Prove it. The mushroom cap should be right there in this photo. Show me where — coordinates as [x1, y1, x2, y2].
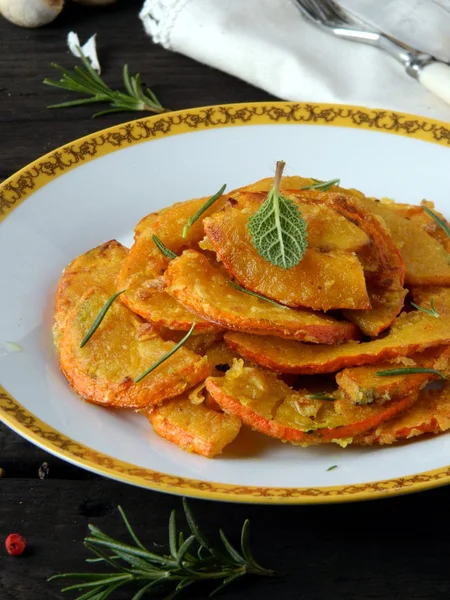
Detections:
[0, 0, 64, 28]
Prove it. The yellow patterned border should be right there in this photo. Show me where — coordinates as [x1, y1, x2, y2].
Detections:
[2, 101, 450, 503]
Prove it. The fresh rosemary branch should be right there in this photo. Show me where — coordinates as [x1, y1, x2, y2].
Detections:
[134, 323, 196, 383]
[48, 499, 276, 599]
[301, 178, 340, 192]
[153, 234, 178, 259]
[376, 367, 446, 379]
[182, 184, 227, 239]
[248, 161, 308, 269]
[306, 392, 336, 402]
[226, 280, 287, 309]
[44, 48, 167, 118]
[422, 205, 450, 239]
[411, 297, 440, 318]
[80, 290, 126, 348]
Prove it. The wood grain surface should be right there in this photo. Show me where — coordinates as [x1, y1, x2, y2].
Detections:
[1, 2, 449, 599]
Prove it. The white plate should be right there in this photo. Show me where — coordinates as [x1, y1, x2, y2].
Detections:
[1, 102, 450, 504]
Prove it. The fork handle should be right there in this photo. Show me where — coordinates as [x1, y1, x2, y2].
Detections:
[418, 61, 450, 106]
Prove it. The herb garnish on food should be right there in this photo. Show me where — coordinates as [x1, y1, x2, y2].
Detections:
[226, 280, 288, 309]
[44, 49, 166, 118]
[422, 205, 450, 239]
[411, 297, 440, 318]
[182, 184, 227, 239]
[376, 367, 446, 379]
[301, 178, 340, 192]
[306, 392, 336, 402]
[152, 234, 178, 259]
[134, 323, 196, 383]
[48, 500, 276, 599]
[80, 290, 127, 348]
[248, 161, 308, 269]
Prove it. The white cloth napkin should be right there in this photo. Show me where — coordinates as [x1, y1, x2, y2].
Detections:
[140, 0, 450, 121]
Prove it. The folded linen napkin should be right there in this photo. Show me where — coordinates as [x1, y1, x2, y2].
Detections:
[140, 0, 450, 121]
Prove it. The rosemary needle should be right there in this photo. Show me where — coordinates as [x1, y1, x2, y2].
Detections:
[306, 392, 336, 402]
[411, 297, 440, 318]
[152, 234, 178, 259]
[376, 367, 446, 379]
[44, 48, 167, 118]
[134, 323, 196, 383]
[422, 205, 450, 239]
[80, 290, 126, 348]
[301, 178, 340, 192]
[182, 184, 227, 238]
[226, 280, 287, 309]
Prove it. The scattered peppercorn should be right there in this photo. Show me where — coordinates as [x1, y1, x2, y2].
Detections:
[215, 363, 230, 372]
[5, 534, 26, 556]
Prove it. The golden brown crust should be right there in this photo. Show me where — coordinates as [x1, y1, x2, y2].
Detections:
[206, 361, 417, 445]
[165, 249, 359, 343]
[59, 288, 210, 409]
[147, 394, 241, 457]
[203, 204, 370, 312]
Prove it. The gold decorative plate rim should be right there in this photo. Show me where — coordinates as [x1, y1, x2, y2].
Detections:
[2, 101, 450, 504]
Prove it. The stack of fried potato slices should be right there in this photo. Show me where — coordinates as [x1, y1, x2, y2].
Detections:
[54, 176, 450, 457]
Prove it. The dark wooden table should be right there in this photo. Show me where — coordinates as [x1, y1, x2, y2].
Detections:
[1, 2, 450, 599]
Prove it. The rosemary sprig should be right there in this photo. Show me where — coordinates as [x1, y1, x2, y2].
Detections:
[422, 205, 450, 239]
[301, 178, 340, 192]
[411, 297, 440, 318]
[327, 465, 338, 472]
[182, 184, 227, 239]
[80, 290, 126, 348]
[44, 48, 166, 118]
[226, 280, 287, 309]
[152, 234, 178, 259]
[248, 161, 308, 269]
[49, 500, 276, 599]
[306, 392, 336, 402]
[376, 367, 446, 379]
[134, 323, 196, 383]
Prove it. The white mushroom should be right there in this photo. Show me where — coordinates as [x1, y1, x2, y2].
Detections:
[72, 0, 117, 5]
[0, 0, 64, 28]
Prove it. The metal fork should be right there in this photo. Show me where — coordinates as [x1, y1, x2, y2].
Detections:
[292, 0, 450, 106]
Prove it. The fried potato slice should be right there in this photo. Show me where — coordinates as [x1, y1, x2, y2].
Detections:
[134, 193, 228, 238]
[203, 205, 369, 311]
[336, 346, 450, 405]
[225, 289, 450, 373]
[147, 394, 241, 457]
[54, 240, 128, 341]
[206, 360, 417, 445]
[165, 250, 359, 343]
[118, 227, 221, 332]
[342, 285, 407, 338]
[380, 199, 450, 252]
[355, 382, 450, 445]
[313, 194, 406, 335]
[59, 288, 209, 408]
[355, 197, 450, 286]
[410, 286, 450, 307]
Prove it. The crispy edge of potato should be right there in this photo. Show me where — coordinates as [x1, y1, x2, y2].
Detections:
[147, 394, 241, 457]
[206, 362, 418, 445]
[336, 346, 450, 406]
[203, 206, 370, 311]
[165, 249, 359, 343]
[59, 287, 210, 409]
[54, 240, 129, 338]
[354, 382, 450, 445]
